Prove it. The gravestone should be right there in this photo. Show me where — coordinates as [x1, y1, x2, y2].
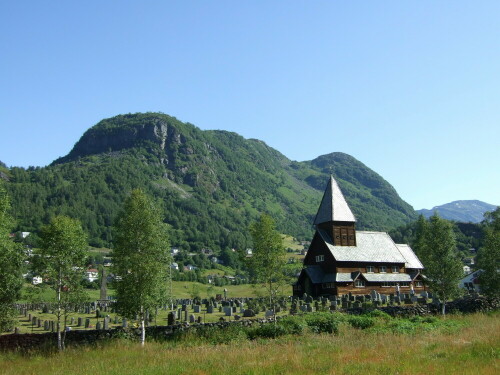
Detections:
[44, 320, 50, 331]
[243, 309, 255, 317]
[103, 317, 109, 330]
[85, 318, 90, 328]
[224, 307, 233, 316]
[193, 305, 201, 313]
[265, 310, 274, 318]
[167, 312, 176, 325]
[189, 314, 196, 323]
[207, 306, 214, 314]
[330, 300, 338, 310]
[122, 318, 128, 328]
[96, 321, 101, 330]
[77, 317, 82, 327]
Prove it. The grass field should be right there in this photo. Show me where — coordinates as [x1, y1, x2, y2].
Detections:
[1, 312, 498, 374]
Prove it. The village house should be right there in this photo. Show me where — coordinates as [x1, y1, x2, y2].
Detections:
[85, 268, 99, 282]
[294, 176, 425, 298]
[459, 269, 483, 293]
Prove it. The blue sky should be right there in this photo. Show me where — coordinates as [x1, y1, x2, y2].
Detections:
[1, 1, 499, 210]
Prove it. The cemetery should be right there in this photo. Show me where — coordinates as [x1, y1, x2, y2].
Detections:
[1, 292, 498, 352]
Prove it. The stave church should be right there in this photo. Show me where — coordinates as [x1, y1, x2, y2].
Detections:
[293, 176, 425, 298]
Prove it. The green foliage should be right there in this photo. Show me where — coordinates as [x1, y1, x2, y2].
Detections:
[347, 315, 376, 329]
[0, 182, 24, 332]
[248, 214, 287, 308]
[277, 315, 307, 335]
[390, 215, 485, 258]
[38, 215, 88, 349]
[364, 309, 392, 320]
[303, 312, 341, 334]
[414, 214, 463, 313]
[477, 207, 500, 297]
[112, 189, 171, 344]
[5, 113, 417, 254]
[248, 323, 288, 339]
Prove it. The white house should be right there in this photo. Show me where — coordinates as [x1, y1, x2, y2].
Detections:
[170, 248, 179, 256]
[85, 269, 99, 282]
[184, 264, 197, 271]
[459, 269, 483, 292]
[32, 276, 43, 285]
[171, 262, 179, 271]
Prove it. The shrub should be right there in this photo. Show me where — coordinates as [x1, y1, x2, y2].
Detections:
[348, 316, 376, 329]
[365, 309, 392, 320]
[248, 324, 288, 339]
[304, 312, 340, 334]
[278, 316, 306, 335]
[195, 325, 248, 344]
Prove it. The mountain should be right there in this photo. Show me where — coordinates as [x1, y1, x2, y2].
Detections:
[5, 112, 418, 250]
[417, 200, 498, 223]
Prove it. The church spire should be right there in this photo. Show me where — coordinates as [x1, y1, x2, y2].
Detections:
[313, 175, 356, 226]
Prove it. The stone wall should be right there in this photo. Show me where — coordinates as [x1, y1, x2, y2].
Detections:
[0, 317, 274, 353]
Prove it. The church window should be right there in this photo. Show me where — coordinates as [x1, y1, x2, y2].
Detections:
[392, 266, 400, 273]
[366, 266, 374, 273]
[354, 279, 365, 287]
[315, 255, 324, 262]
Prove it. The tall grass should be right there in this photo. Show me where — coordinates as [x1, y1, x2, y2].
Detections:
[1, 313, 498, 375]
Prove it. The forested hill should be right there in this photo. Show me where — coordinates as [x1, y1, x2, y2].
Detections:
[5, 112, 417, 250]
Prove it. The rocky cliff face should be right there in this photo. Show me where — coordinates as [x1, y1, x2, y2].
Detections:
[53, 114, 187, 164]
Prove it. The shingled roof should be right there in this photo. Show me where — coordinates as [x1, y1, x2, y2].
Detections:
[313, 175, 356, 225]
[396, 244, 424, 269]
[318, 229, 409, 263]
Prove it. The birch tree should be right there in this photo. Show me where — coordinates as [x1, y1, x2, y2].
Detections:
[248, 213, 287, 316]
[39, 215, 88, 350]
[415, 214, 463, 314]
[112, 189, 171, 346]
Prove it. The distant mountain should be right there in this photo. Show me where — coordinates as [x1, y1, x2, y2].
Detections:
[5, 112, 418, 250]
[417, 200, 498, 223]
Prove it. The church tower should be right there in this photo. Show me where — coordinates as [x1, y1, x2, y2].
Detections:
[313, 176, 357, 246]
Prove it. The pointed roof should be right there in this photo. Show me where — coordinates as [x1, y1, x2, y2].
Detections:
[313, 175, 356, 225]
